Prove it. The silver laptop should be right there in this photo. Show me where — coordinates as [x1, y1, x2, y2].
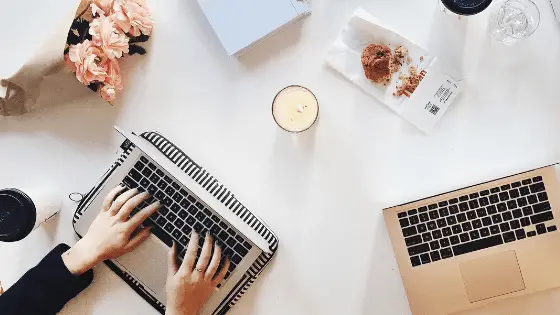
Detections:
[74, 128, 273, 314]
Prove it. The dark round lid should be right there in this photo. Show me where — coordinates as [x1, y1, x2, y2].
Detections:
[441, 0, 493, 15]
[0, 189, 36, 242]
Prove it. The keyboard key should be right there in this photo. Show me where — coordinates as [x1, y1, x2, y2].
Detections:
[530, 211, 554, 225]
[450, 235, 460, 245]
[489, 194, 499, 204]
[442, 227, 452, 237]
[457, 213, 467, 223]
[502, 211, 513, 221]
[500, 223, 510, 232]
[409, 215, 420, 225]
[430, 241, 440, 250]
[123, 176, 138, 188]
[420, 253, 431, 264]
[510, 220, 520, 230]
[439, 207, 450, 217]
[134, 161, 145, 171]
[460, 233, 470, 242]
[402, 226, 417, 237]
[512, 181, 521, 188]
[449, 205, 459, 214]
[492, 214, 502, 224]
[449, 198, 459, 204]
[538, 192, 548, 202]
[398, 212, 407, 218]
[515, 228, 526, 240]
[167, 212, 177, 222]
[234, 244, 249, 256]
[417, 223, 427, 233]
[459, 195, 469, 202]
[157, 180, 168, 190]
[530, 182, 545, 194]
[432, 230, 443, 239]
[422, 233, 432, 242]
[467, 211, 476, 220]
[235, 235, 245, 243]
[164, 223, 174, 233]
[503, 231, 515, 243]
[210, 225, 221, 236]
[499, 192, 509, 202]
[482, 217, 492, 227]
[527, 231, 537, 237]
[452, 224, 462, 234]
[480, 190, 490, 196]
[427, 222, 437, 230]
[203, 218, 213, 228]
[522, 206, 533, 216]
[519, 186, 530, 197]
[440, 248, 453, 259]
[479, 197, 489, 207]
[429, 210, 439, 220]
[226, 237, 236, 247]
[439, 201, 449, 207]
[163, 197, 173, 207]
[462, 222, 472, 231]
[440, 238, 450, 247]
[533, 202, 551, 214]
[536, 223, 547, 235]
[180, 235, 189, 245]
[501, 184, 511, 191]
[446, 216, 457, 225]
[548, 225, 557, 232]
[219, 230, 229, 241]
[195, 211, 205, 221]
[509, 189, 520, 199]
[181, 225, 192, 235]
[517, 197, 528, 207]
[151, 225, 173, 247]
[486, 205, 498, 215]
[429, 204, 438, 210]
[512, 209, 522, 219]
[185, 216, 195, 226]
[430, 251, 441, 262]
[469, 193, 480, 199]
[437, 218, 447, 228]
[193, 222, 203, 232]
[174, 219, 185, 229]
[452, 235, 503, 256]
[472, 219, 482, 229]
[172, 229, 181, 239]
[419, 206, 428, 213]
[410, 256, 421, 267]
[470, 230, 480, 240]
[490, 225, 500, 234]
[528, 195, 538, 204]
[469, 200, 479, 209]
[533, 176, 543, 182]
[476, 208, 487, 217]
[129, 169, 142, 182]
[507, 200, 517, 210]
[520, 217, 531, 227]
[480, 227, 490, 237]
[459, 203, 469, 212]
[156, 216, 167, 226]
[419, 213, 429, 222]
[155, 169, 164, 177]
[141, 167, 152, 177]
[522, 179, 532, 185]
[178, 210, 188, 219]
[497, 203, 507, 212]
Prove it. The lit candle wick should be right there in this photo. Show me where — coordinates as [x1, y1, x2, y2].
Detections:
[296, 104, 304, 113]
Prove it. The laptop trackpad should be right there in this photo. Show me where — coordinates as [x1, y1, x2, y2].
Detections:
[115, 235, 170, 302]
[460, 250, 526, 303]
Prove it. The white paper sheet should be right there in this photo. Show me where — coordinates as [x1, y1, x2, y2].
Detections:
[326, 8, 462, 134]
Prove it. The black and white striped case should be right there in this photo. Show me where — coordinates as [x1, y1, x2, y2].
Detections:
[73, 131, 279, 315]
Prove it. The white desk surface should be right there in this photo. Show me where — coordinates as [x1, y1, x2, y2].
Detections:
[2, 0, 560, 314]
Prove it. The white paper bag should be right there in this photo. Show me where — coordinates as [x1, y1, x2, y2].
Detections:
[326, 8, 463, 134]
[0, 0, 83, 116]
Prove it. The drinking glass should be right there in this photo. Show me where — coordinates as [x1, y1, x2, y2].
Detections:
[489, 0, 540, 44]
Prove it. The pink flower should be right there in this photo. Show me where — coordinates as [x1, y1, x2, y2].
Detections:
[100, 85, 116, 101]
[90, 0, 114, 16]
[112, 0, 154, 37]
[89, 15, 129, 59]
[68, 40, 108, 85]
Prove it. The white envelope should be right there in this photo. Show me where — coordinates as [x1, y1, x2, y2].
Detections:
[326, 8, 463, 134]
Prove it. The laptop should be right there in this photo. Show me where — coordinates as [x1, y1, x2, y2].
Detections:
[74, 128, 277, 314]
[384, 164, 560, 315]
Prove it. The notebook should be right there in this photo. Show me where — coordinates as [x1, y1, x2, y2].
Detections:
[196, 0, 311, 56]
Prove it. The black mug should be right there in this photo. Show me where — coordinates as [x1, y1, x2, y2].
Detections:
[441, 0, 493, 15]
[0, 188, 61, 242]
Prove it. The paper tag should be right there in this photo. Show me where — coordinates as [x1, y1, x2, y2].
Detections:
[399, 58, 461, 134]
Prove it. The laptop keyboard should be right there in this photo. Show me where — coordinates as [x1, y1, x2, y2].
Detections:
[398, 176, 557, 267]
[120, 155, 253, 283]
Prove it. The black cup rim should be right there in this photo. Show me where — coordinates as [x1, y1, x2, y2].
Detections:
[441, 0, 493, 16]
[0, 188, 36, 242]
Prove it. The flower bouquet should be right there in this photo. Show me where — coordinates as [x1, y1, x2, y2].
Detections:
[0, 0, 153, 116]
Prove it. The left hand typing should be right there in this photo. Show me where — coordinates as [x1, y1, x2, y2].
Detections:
[62, 185, 161, 275]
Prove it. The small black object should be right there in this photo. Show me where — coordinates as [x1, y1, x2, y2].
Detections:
[0, 189, 37, 242]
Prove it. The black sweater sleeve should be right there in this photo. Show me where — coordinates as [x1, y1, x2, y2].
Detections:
[0, 243, 94, 315]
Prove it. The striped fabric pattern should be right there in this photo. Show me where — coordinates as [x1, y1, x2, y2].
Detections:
[73, 131, 278, 314]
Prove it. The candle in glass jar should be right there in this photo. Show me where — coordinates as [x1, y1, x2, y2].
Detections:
[272, 85, 319, 133]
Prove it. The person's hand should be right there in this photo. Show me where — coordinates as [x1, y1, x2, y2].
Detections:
[165, 232, 230, 315]
[63, 185, 160, 275]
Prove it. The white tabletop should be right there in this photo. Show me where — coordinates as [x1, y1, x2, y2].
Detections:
[2, 0, 560, 314]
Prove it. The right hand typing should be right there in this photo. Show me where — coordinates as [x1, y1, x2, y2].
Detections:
[165, 232, 230, 315]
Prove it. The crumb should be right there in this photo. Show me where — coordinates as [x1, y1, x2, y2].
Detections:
[394, 65, 423, 97]
[406, 57, 412, 64]
[420, 56, 424, 62]
[394, 46, 408, 59]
